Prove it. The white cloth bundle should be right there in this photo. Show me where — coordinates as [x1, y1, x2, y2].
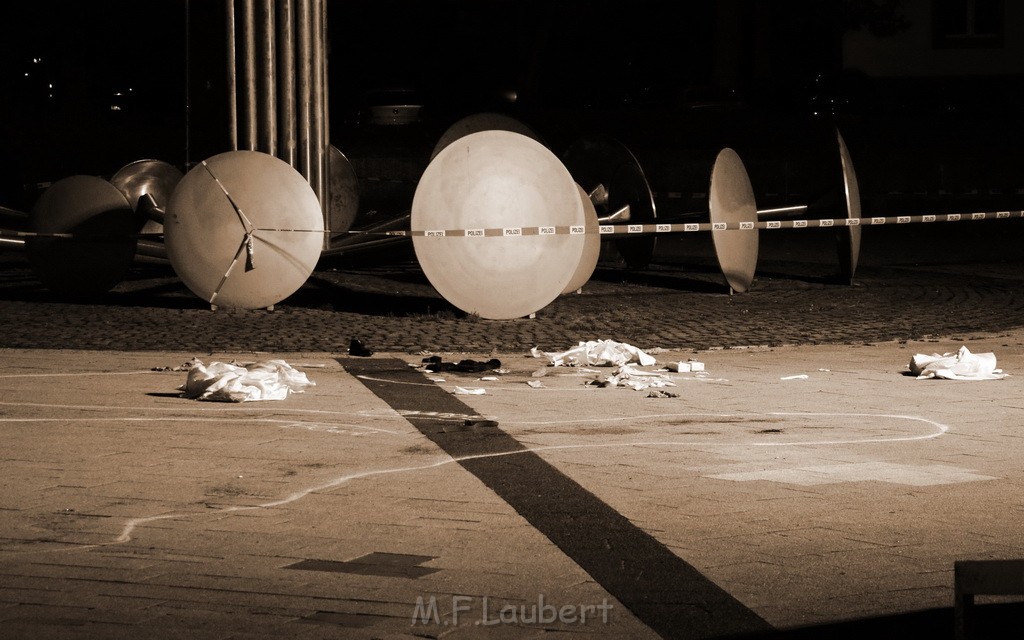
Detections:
[181, 359, 316, 402]
[531, 340, 657, 367]
[909, 346, 1006, 381]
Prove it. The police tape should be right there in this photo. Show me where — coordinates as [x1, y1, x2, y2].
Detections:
[393, 210, 1024, 238]
[7, 209, 1022, 241]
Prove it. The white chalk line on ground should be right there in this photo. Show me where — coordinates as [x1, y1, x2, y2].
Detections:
[356, 374, 437, 387]
[0, 401, 408, 435]
[0, 370, 169, 379]
[503, 412, 949, 446]
[506, 413, 950, 448]
[0, 416, 401, 435]
[0, 364, 332, 380]
[74, 407, 958, 544]
[0, 400, 382, 417]
[0, 402, 949, 556]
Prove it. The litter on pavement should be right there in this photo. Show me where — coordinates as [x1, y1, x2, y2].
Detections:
[587, 363, 678, 391]
[663, 360, 705, 373]
[647, 389, 679, 398]
[528, 340, 715, 392]
[909, 346, 1007, 380]
[423, 356, 502, 373]
[348, 338, 373, 357]
[531, 340, 657, 367]
[180, 359, 316, 402]
[152, 358, 201, 372]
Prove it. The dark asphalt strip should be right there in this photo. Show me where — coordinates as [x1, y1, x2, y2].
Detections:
[341, 358, 771, 640]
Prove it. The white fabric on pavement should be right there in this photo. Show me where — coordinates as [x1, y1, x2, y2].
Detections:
[531, 340, 657, 367]
[909, 346, 1006, 380]
[181, 359, 316, 402]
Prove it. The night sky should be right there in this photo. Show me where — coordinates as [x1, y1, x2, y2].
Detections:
[0, 1, 1021, 211]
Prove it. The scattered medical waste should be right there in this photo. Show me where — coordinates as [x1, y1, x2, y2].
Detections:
[414, 340, 712, 397]
[532, 340, 708, 393]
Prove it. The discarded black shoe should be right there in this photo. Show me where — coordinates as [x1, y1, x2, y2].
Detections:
[348, 339, 373, 357]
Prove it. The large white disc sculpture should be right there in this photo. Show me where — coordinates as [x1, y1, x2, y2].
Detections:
[165, 150, 324, 309]
[412, 130, 587, 320]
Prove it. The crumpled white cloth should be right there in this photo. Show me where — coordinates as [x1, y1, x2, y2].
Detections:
[180, 359, 316, 402]
[909, 346, 1007, 380]
[531, 340, 657, 367]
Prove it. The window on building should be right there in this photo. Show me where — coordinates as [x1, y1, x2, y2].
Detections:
[932, 0, 1004, 48]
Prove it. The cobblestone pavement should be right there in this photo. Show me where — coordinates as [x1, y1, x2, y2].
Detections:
[1, 224, 1022, 354]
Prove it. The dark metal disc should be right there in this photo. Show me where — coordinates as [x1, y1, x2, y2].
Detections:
[606, 157, 658, 269]
[562, 184, 601, 294]
[27, 175, 137, 296]
[328, 144, 360, 236]
[431, 112, 542, 161]
[110, 159, 183, 235]
[412, 130, 586, 320]
[836, 130, 862, 285]
[709, 148, 759, 293]
[164, 150, 324, 309]
[562, 135, 657, 269]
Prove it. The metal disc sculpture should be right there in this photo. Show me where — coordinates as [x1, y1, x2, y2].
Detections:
[110, 159, 183, 233]
[837, 130, 862, 284]
[436, 116, 597, 297]
[327, 144, 361, 239]
[26, 175, 137, 297]
[709, 148, 759, 293]
[563, 134, 657, 269]
[164, 150, 324, 309]
[431, 112, 543, 161]
[411, 130, 588, 319]
[562, 184, 601, 294]
[110, 159, 184, 262]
